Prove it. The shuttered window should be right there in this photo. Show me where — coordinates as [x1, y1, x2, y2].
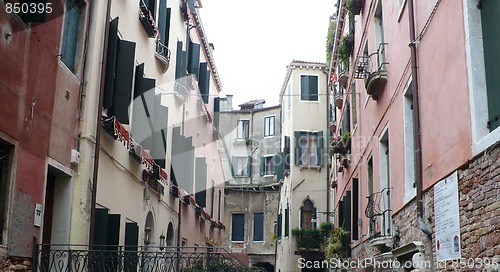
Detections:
[284, 205, 289, 237]
[199, 63, 210, 104]
[157, 0, 171, 46]
[187, 42, 200, 79]
[195, 157, 207, 207]
[352, 179, 359, 240]
[175, 41, 184, 79]
[253, 213, 264, 241]
[277, 213, 282, 239]
[231, 156, 251, 177]
[284, 136, 290, 170]
[231, 214, 244, 242]
[300, 75, 319, 101]
[294, 131, 324, 166]
[481, 0, 500, 130]
[124, 222, 139, 272]
[60, 0, 82, 71]
[260, 156, 274, 176]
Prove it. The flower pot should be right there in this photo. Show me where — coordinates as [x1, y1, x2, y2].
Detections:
[334, 95, 343, 109]
[339, 73, 349, 89]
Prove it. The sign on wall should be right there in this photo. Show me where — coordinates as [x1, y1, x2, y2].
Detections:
[34, 203, 43, 227]
[434, 171, 461, 262]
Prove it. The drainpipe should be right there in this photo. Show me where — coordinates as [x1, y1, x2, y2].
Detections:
[89, 0, 112, 246]
[325, 68, 331, 222]
[408, 0, 432, 237]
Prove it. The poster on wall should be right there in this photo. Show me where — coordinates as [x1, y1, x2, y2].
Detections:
[434, 170, 461, 262]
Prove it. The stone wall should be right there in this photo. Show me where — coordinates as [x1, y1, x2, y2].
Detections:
[348, 144, 500, 271]
[0, 257, 31, 272]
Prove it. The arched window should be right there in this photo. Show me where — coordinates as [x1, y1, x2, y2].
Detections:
[300, 199, 317, 230]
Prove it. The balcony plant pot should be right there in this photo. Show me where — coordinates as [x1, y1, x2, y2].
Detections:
[334, 95, 343, 109]
[365, 70, 388, 100]
[338, 73, 349, 89]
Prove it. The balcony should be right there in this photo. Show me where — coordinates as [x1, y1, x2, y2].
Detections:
[365, 188, 393, 252]
[155, 39, 171, 70]
[139, 0, 159, 38]
[33, 245, 251, 272]
[355, 43, 388, 100]
[291, 228, 323, 254]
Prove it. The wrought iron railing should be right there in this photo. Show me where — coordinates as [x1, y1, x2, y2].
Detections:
[155, 40, 171, 69]
[354, 42, 388, 80]
[365, 187, 392, 238]
[33, 245, 251, 272]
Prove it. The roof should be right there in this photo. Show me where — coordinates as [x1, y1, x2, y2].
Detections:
[238, 99, 266, 108]
[279, 60, 327, 98]
[221, 104, 281, 114]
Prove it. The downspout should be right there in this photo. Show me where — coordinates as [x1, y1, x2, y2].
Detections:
[89, 0, 112, 246]
[408, 0, 432, 237]
[325, 68, 331, 222]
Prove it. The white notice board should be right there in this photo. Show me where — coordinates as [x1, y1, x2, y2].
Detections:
[434, 171, 461, 262]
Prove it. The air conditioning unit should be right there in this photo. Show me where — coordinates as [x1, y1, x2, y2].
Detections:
[71, 149, 80, 165]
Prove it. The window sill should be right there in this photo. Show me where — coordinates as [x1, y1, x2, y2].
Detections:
[262, 174, 275, 178]
[299, 165, 322, 171]
[233, 175, 250, 178]
[263, 135, 275, 139]
[472, 125, 500, 156]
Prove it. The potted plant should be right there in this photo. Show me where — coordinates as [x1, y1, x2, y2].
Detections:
[325, 227, 350, 260]
[347, 0, 365, 16]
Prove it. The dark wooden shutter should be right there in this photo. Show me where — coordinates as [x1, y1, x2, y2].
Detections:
[60, 1, 80, 70]
[277, 213, 282, 239]
[124, 222, 139, 272]
[175, 41, 183, 79]
[134, 63, 145, 99]
[294, 131, 302, 166]
[284, 136, 290, 170]
[260, 156, 265, 176]
[107, 214, 121, 250]
[217, 190, 221, 221]
[253, 213, 264, 241]
[199, 63, 209, 103]
[482, 0, 500, 130]
[352, 178, 359, 240]
[338, 200, 344, 229]
[300, 75, 309, 100]
[158, 0, 167, 42]
[104, 17, 119, 109]
[231, 214, 244, 241]
[309, 76, 319, 101]
[343, 192, 351, 232]
[188, 42, 200, 79]
[275, 153, 284, 181]
[284, 206, 289, 237]
[93, 208, 108, 246]
[246, 156, 251, 177]
[231, 156, 236, 177]
[214, 97, 220, 130]
[317, 131, 324, 166]
[113, 40, 136, 124]
[210, 182, 215, 217]
[181, 51, 188, 77]
[195, 157, 207, 207]
[163, 8, 172, 46]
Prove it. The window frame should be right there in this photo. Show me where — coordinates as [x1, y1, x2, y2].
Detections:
[232, 156, 250, 177]
[60, 0, 85, 73]
[300, 75, 319, 102]
[299, 132, 318, 165]
[264, 115, 276, 137]
[231, 213, 245, 242]
[263, 155, 274, 176]
[236, 120, 250, 139]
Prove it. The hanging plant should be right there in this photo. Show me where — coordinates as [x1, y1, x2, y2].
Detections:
[325, 227, 350, 260]
[338, 33, 354, 70]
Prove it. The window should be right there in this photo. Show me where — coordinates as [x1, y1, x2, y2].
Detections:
[231, 214, 244, 242]
[253, 213, 264, 241]
[217, 190, 221, 221]
[237, 120, 250, 139]
[379, 127, 392, 236]
[262, 156, 273, 176]
[294, 131, 324, 166]
[0, 140, 13, 245]
[264, 116, 275, 137]
[142, 0, 156, 18]
[231, 156, 250, 177]
[284, 204, 289, 237]
[300, 75, 319, 101]
[374, 0, 386, 67]
[60, 0, 83, 71]
[300, 199, 316, 230]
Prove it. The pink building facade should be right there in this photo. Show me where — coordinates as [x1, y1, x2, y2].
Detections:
[329, 0, 499, 269]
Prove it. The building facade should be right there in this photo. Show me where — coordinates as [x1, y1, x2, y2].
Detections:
[329, 0, 500, 270]
[275, 61, 330, 272]
[0, 0, 91, 269]
[219, 100, 281, 271]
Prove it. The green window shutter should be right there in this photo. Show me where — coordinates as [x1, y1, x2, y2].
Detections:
[246, 156, 251, 177]
[60, 1, 80, 70]
[199, 63, 209, 103]
[158, 0, 167, 43]
[294, 131, 302, 166]
[260, 156, 265, 176]
[134, 63, 145, 99]
[343, 192, 352, 232]
[272, 155, 278, 175]
[163, 8, 172, 46]
[188, 42, 200, 79]
[181, 51, 188, 78]
[112, 40, 136, 124]
[124, 222, 139, 272]
[276, 152, 284, 181]
[352, 178, 359, 240]
[285, 207, 290, 237]
[284, 136, 290, 170]
[317, 131, 324, 166]
[309, 76, 319, 101]
[231, 156, 236, 177]
[300, 75, 308, 100]
[175, 41, 183, 79]
[210, 182, 215, 217]
[481, 0, 500, 130]
[277, 213, 282, 239]
[93, 208, 109, 246]
[338, 200, 344, 229]
[107, 214, 121, 250]
[103, 17, 119, 109]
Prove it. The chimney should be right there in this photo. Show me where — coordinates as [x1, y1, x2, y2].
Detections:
[226, 95, 233, 111]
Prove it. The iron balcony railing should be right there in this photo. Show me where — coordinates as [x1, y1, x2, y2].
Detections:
[33, 245, 251, 272]
[155, 40, 171, 69]
[365, 187, 392, 238]
[354, 42, 388, 81]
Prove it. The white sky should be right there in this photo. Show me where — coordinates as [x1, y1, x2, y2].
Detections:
[199, 0, 335, 108]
